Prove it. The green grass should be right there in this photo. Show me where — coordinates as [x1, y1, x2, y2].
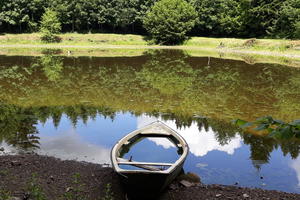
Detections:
[0, 33, 147, 46]
[1, 33, 300, 51]
[1, 33, 300, 65]
[185, 36, 300, 53]
[186, 49, 300, 68]
[0, 47, 146, 57]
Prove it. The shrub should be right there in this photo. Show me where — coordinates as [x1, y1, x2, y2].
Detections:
[143, 0, 197, 45]
[40, 9, 61, 43]
[294, 21, 300, 39]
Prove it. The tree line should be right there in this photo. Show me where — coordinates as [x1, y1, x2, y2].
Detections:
[0, 0, 299, 39]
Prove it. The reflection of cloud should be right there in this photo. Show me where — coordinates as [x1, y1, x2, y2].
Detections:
[291, 158, 300, 187]
[137, 115, 242, 157]
[147, 137, 175, 149]
[0, 142, 18, 155]
[38, 129, 110, 164]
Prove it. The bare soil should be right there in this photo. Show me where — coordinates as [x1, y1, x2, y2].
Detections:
[0, 154, 300, 200]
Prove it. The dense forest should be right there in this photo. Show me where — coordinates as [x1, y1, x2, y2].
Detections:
[0, 0, 299, 39]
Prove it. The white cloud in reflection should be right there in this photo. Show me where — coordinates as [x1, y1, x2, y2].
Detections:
[137, 115, 242, 157]
[147, 137, 175, 149]
[291, 158, 300, 187]
[0, 142, 18, 155]
[38, 129, 110, 164]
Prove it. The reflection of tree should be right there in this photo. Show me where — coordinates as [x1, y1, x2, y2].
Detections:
[1, 52, 300, 122]
[0, 103, 40, 150]
[0, 103, 117, 150]
[40, 55, 63, 82]
[138, 50, 198, 95]
[280, 140, 300, 159]
[242, 134, 273, 169]
[241, 132, 300, 170]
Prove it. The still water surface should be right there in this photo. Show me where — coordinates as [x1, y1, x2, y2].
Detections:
[0, 50, 300, 193]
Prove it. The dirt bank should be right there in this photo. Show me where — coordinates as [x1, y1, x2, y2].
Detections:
[0, 154, 299, 200]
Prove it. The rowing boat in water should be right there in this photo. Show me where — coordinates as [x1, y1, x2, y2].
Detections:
[111, 121, 189, 199]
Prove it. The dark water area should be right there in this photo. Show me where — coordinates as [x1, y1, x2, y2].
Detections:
[0, 50, 300, 193]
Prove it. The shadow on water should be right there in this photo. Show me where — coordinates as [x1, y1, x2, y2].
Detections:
[1, 49, 300, 194]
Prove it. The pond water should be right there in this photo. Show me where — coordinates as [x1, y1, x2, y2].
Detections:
[0, 49, 300, 193]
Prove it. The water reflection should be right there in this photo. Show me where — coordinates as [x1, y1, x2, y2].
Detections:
[1, 50, 300, 122]
[0, 50, 300, 193]
[138, 116, 242, 157]
[0, 142, 19, 155]
[38, 129, 110, 164]
[291, 158, 300, 188]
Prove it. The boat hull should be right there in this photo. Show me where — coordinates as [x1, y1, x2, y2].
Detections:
[118, 166, 183, 199]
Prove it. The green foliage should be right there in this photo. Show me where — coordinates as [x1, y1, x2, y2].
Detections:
[40, 9, 61, 43]
[0, 0, 299, 39]
[192, 0, 242, 36]
[63, 173, 86, 200]
[0, 188, 11, 200]
[294, 21, 300, 39]
[27, 173, 46, 200]
[143, 0, 197, 44]
[101, 183, 114, 200]
[239, 0, 282, 37]
[233, 117, 300, 139]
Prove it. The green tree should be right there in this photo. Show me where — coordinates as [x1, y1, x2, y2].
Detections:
[240, 0, 283, 37]
[294, 21, 300, 39]
[275, 0, 300, 38]
[143, 0, 197, 45]
[192, 0, 242, 37]
[0, 0, 30, 32]
[40, 9, 61, 42]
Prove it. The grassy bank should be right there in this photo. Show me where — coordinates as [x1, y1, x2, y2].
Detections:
[1, 33, 300, 51]
[1, 33, 300, 66]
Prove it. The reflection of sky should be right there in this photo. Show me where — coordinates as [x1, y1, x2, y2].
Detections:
[37, 129, 111, 163]
[137, 115, 242, 157]
[36, 113, 137, 164]
[291, 157, 300, 187]
[122, 137, 179, 164]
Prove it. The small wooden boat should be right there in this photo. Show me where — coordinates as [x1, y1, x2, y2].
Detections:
[111, 121, 189, 199]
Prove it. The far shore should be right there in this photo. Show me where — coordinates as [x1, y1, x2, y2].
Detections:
[0, 33, 299, 57]
[1, 33, 300, 67]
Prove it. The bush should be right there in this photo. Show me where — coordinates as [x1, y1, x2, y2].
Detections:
[143, 0, 197, 45]
[294, 21, 300, 39]
[40, 9, 61, 43]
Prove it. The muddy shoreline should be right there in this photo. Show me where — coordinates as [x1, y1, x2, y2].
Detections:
[1, 154, 300, 200]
